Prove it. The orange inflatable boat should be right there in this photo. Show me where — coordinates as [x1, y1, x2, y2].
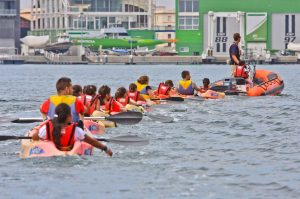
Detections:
[210, 69, 284, 96]
[247, 69, 284, 96]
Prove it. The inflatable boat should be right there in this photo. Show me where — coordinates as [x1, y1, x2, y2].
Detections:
[210, 69, 284, 96]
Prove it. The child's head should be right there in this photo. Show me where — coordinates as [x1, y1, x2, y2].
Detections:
[56, 77, 72, 95]
[181, 71, 191, 80]
[129, 83, 137, 92]
[85, 85, 97, 96]
[72, 85, 82, 97]
[165, 80, 174, 88]
[137, 75, 149, 85]
[115, 87, 127, 99]
[203, 78, 210, 87]
[98, 85, 111, 103]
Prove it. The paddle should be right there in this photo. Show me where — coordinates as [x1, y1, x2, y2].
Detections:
[145, 113, 174, 123]
[0, 135, 149, 146]
[11, 112, 143, 125]
[151, 97, 184, 102]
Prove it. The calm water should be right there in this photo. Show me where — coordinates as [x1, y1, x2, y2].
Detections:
[0, 64, 299, 199]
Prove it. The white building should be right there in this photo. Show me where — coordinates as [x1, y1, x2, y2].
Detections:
[30, 0, 154, 31]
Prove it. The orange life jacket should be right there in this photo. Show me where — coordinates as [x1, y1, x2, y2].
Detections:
[78, 95, 97, 116]
[45, 120, 76, 151]
[234, 65, 249, 78]
[105, 97, 121, 114]
[157, 83, 171, 96]
[128, 91, 140, 101]
[116, 96, 130, 106]
[199, 86, 210, 93]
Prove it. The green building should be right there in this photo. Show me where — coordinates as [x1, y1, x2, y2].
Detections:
[176, 0, 300, 56]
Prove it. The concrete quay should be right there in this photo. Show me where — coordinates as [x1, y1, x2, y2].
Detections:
[1, 55, 300, 65]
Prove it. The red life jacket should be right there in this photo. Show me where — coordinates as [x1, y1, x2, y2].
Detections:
[82, 95, 97, 116]
[235, 65, 249, 78]
[116, 96, 130, 107]
[105, 97, 121, 114]
[45, 120, 76, 151]
[157, 83, 171, 95]
[128, 91, 139, 101]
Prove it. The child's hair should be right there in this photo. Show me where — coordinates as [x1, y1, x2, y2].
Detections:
[85, 85, 97, 96]
[51, 103, 71, 149]
[72, 85, 82, 97]
[115, 87, 127, 99]
[181, 71, 190, 79]
[203, 78, 210, 84]
[129, 83, 137, 92]
[165, 80, 174, 87]
[56, 77, 72, 92]
[137, 76, 149, 84]
[98, 85, 111, 105]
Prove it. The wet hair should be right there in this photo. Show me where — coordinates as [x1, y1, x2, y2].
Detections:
[85, 85, 97, 96]
[115, 87, 127, 99]
[56, 77, 72, 92]
[72, 85, 82, 97]
[137, 75, 149, 85]
[51, 103, 71, 149]
[181, 71, 190, 79]
[165, 80, 174, 88]
[233, 33, 241, 41]
[129, 83, 137, 92]
[203, 78, 210, 85]
[98, 85, 111, 105]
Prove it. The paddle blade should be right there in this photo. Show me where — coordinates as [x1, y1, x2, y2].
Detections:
[165, 97, 184, 102]
[146, 114, 174, 123]
[106, 112, 143, 125]
[11, 118, 43, 123]
[0, 136, 31, 141]
[101, 135, 149, 146]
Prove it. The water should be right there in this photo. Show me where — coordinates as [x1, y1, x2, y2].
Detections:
[0, 64, 299, 199]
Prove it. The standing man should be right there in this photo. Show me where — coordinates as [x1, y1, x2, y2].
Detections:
[229, 33, 242, 77]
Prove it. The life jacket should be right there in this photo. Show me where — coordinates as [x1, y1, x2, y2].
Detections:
[45, 120, 76, 151]
[178, 80, 194, 95]
[79, 95, 97, 116]
[116, 96, 130, 106]
[48, 95, 80, 122]
[135, 81, 148, 95]
[234, 65, 249, 78]
[157, 83, 171, 96]
[105, 97, 121, 114]
[128, 91, 139, 101]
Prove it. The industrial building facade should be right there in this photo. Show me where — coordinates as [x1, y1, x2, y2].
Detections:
[0, 0, 20, 55]
[176, 0, 300, 56]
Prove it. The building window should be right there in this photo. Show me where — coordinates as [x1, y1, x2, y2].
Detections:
[179, 16, 198, 30]
[179, 0, 199, 13]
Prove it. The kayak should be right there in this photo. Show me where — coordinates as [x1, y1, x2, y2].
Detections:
[198, 90, 225, 99]
[210, 69, 284, 96]
[20, 130, 94, 158]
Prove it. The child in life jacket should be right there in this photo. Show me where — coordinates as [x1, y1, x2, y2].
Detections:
[176, 71, 200, 95]
[32, 103, 112, 156]
[97, 85, 126, 114]
[198, 78, 211, 93]
[135, 75, 155, 99]
[128, 83, 146, 102]
[78, 85, 99, 116]
[115, 87, 139, 106]
[155, 80, 177, 98]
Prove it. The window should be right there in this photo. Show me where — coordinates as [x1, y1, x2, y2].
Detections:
[179, 16, 199, 30]
[179, 0, 199, 13]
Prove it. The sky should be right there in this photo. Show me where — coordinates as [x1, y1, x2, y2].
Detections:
[21, 0, 175, 9]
